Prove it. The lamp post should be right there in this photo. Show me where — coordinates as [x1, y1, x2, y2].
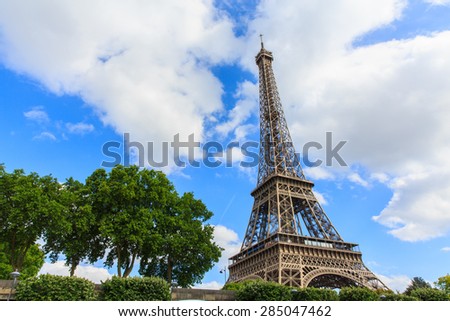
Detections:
[219, 267, 227, 284]
[7, 270, 20, 301]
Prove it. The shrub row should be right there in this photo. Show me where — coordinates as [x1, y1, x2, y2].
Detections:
[15, 275, 170, 301]
[235, 280, 292, 301]
[15, 274, 97, 301]
[226, 280, 450, 301]
[15, 276, 450, 301]
[100, 276, 171, 301]
[233, 281, 340, 301]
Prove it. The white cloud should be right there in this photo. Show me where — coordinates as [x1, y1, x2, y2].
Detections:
[66, 122, 94, 135]
[3, 0, 450, 243]
[33, 131, 56, 141]
[373, 167, 450, 241]
[377, 274, 411, 293]
[304, 166, 336, 181]
[348, 172, 370, 188]
[39, 261, 113, 283]
[370, 172, 390, 184]
[441, 247, 450, 252]
[424, 0, 450, 6]
[213, 225, 241, 269]
[243, 0, 450, 242]
[23, 106, 49, 123]
[0, 0, 243, 172]
[194, 281, 223, 290]
[313, 190, 328, 206]
[215, 80, 258, 140]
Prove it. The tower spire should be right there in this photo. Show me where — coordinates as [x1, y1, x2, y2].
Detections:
[259, 34, 264, 49]
[227, 43, 388, 291]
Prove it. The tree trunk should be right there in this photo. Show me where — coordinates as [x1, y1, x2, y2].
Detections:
[123, 252, 136, 278]
[70, 258, 79, 276]
[15, 243, 31, 271]
[117, 247, 122, 277]
[167, 256, 172, 286]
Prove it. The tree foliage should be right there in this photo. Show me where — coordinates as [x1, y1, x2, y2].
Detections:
[85, 165, 174, 278]
[435, 274, 450, 294]
[1, 164, 220, 285]
[404, 276, 431, 296]
[43, 178, 101, 276]
[139, 192, 221, 287]
[0, 242, 44, 280]
[410, 288, 450, 301]
[0, 165, 63, 272]
[100, 276, 171, 301]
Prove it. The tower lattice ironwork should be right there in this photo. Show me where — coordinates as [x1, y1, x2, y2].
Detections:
[228, 41, 387, 290]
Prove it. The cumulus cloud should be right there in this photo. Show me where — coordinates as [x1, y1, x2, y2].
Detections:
[66, 122, 94, 135]
[39, 261, 113, 283]
[304, 167, 336, 181]
[2, 0, 450, 243]
[373, 168, 450, 241]
[313, 190, 328, 206]
[348, 172, 370, 188]
[441, 247, 450, 252]
[33, 131, 56, 141]
[213, 225, 241, 269]
[23, 106, 49, 123]
[194, 280, 223, 290]
[424, 0, 450, 6]
[215, 80, 258, 141]
[241, 0, 450, 242]
[370, 172, 390, 184]
[0, 0, 243, 172]
[377, 274, 411, 293]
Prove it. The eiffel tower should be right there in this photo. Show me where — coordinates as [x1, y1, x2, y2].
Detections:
[228, 39, 387, 290]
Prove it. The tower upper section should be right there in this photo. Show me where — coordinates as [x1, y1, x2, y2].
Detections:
[255, 42, 305, 186]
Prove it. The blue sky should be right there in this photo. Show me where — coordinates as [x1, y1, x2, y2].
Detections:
[1, 0, 450, 291]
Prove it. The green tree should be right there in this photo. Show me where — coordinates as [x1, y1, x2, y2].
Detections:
[404, 276, 431, 296]
[43, 178, 102, 276]
[410, 288, 450, 301]
[435, 274, 450, 294]
[139, 192, 222, 287]
[86, 165, 174, 278]
[0, 242, 44, 280]
[0, 165, 63, 272]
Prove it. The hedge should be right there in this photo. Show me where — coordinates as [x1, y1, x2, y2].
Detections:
[292, 287, 339, 301]
[223, 280, 258, 291]
[100, 276, 171, 301]
[15, 274, 97, 301]
[235, 280, 292, 301]
[380, 293, 418, 301]
[339, 287, 379, 301]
